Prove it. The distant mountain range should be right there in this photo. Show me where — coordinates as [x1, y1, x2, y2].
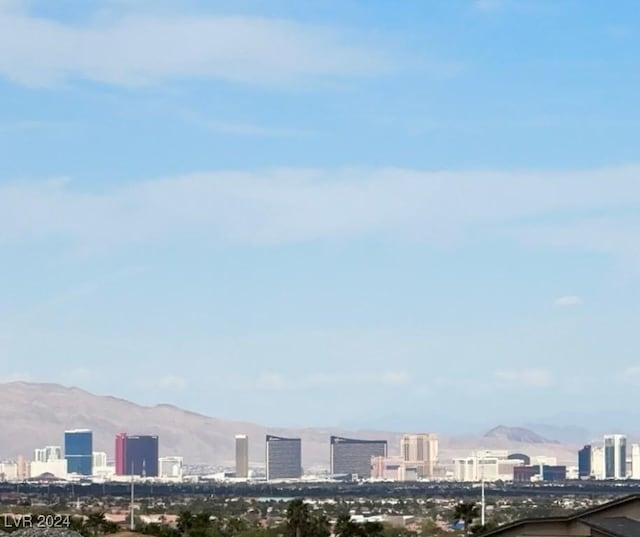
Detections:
[522, 423, 593, 445]
[0, 382, 579, 467]
[483, 425, 558, 444]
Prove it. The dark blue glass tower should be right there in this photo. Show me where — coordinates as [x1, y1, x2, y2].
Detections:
[64, 429, 93, 475]
[124, 435, 159, 477]
[578, 445, 592, 478]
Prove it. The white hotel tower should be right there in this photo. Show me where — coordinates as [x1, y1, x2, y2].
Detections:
[604, 434, 627, 479]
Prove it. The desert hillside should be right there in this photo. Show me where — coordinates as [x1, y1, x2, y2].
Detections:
[0, 382, 578, 467]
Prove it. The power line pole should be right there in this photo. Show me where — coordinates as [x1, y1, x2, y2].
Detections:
[130, 462, 135, 531]
[481, 476, 485, 526]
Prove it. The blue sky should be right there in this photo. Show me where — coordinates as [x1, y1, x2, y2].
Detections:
[1, 0, 640, 433]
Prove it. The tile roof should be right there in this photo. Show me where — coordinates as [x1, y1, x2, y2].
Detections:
[478, 495, 640, 537]
[581, 516, 640, 537]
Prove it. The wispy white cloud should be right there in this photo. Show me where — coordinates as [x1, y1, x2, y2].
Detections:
[495, 368, 553, 387]
[622, 366, 640, 385]
[0, 373, 32, 383]
[196, 120, 313, 137]
[0, 120, 57, 132]
[157, 375, 188, 391]
[4, 266, 146, 324]
[0, 8, 394, 88]
[179, 110, 314, 138]
[473, 0, 504, 11]
[66, 368, 97, 384]
[472, 0, 558, 14]
[377, 370, 411, 386]
[411, 385, 432, 398]
[605, 25, 633, 40]
[2, 164, 640, 261]
[134, 374, 188, 392]
[553, 295, 583, 307]
[303, 373, 342, 386]
[254, 371, 413, 390]
[513, 215, 640, 261]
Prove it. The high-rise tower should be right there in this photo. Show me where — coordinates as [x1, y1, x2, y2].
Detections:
[235, 435, 249, 478]
[604, 434, 627, 479]
[400, 433, 438, 478]
[265, 435, 301, 480]
[578, 445, 591, 478]
[115, 433, 159, 477]
[64, 429, 93, 475]
[329, 436, 387, 479]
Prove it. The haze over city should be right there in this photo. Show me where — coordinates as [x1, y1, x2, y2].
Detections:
[1, 0, 640, 433]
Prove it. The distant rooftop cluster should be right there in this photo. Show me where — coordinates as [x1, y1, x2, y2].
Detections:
[578, 435, 640, 481]
[0, 430, 173, 484]
[4, 427, 639, 487]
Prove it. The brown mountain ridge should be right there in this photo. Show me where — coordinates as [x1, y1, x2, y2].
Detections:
[0, 382, 576, 468]
[483, 425, 559, 444]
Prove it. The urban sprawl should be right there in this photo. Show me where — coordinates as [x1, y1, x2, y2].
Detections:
[0, 431, 634, 484]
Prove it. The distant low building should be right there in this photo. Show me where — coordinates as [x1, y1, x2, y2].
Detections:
[92, 451, 112, 478]
[566, 466, 579, 480]
[513, 465, 539, 483]
[513, 464, 566, 483]
[0, 462, 18, 481]
[159, 456, 183, 479]
[632, 444, 640, 479]
[530, 455, 557, 466]
[542, 465, 567, 481]
[30, 459, 67, 479]
[350, 514, 415, 528]
[16, 456, 28, 480]
[453, 451, 524, 482]
[507, 453, 530, 465]
[92, 451, 107, 468]
[34, 446, 62, 463]
[371, 456, 421, 481]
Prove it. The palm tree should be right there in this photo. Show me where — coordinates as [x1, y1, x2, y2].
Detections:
[69, 516, 90, 537]
[191, 512, 213, 537]
[361, 521, 384, 537]
[309, 513, 330, 537]
[452, 502, 479, 537]
[286, 499, 310, 537]
[335, 514, 359, 537]
[225, 516, 249, 536]
[177, 510, 194, 535]
[85, 511, 107, 537]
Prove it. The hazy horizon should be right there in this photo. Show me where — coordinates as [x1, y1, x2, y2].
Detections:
[1, 1, 639, 429]
[1, 379, 637, 444]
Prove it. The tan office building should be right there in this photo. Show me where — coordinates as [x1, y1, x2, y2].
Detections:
[235, 434, 249, 478]
[400, 433, 438, 478]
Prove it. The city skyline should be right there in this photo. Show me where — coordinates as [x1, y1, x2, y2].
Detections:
[1, 0, 640, 427]
[7, 419, 640, 486]
[9, 429, 640, 485]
